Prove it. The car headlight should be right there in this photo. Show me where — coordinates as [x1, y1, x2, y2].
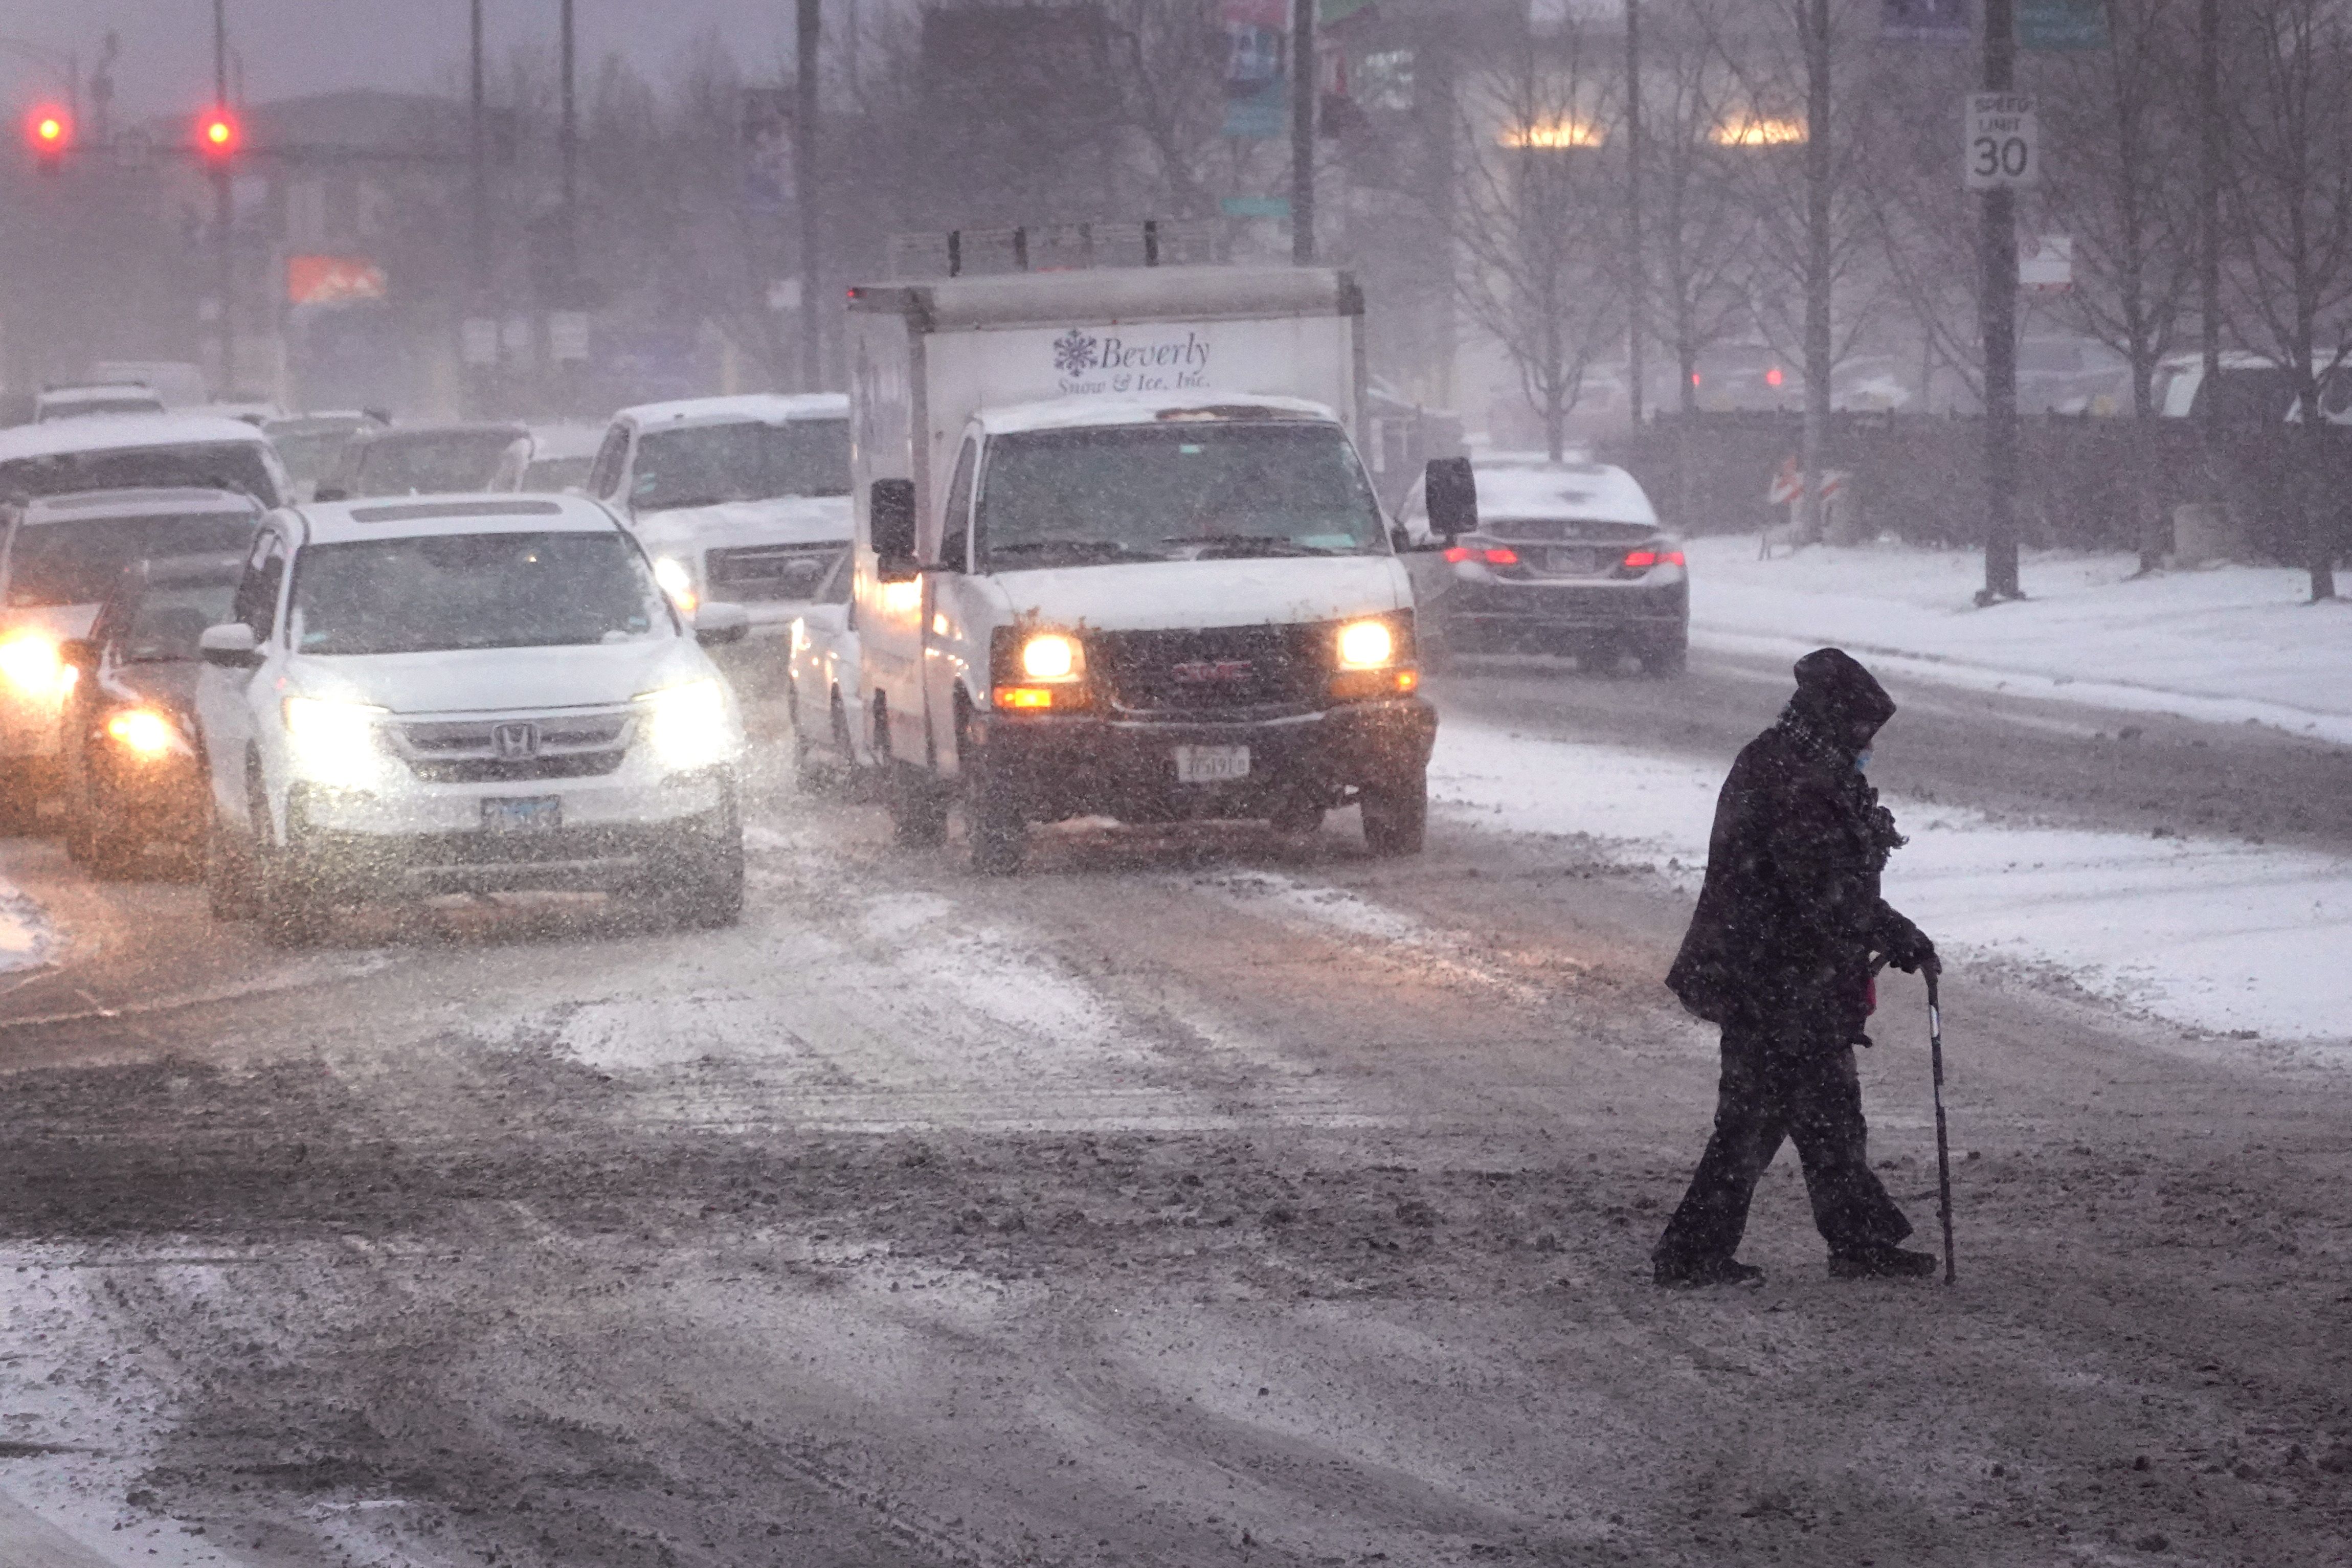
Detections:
[282, 696, 387, 786]
[640, 677, 733, 771]
[1335, 618, 1397, 670]
[1019, 632, 1084, 682]
[105, 708, 183, 760]
[653, 555, 699, 615]
[0, 634, 68, 699]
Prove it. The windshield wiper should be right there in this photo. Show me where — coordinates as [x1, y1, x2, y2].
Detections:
[1164, 533, 1340, 558]
[988, 539, 1164, 566]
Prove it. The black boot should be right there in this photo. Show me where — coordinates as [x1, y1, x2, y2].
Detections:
[1654, 1255, 1765, 1288]
[1827, 1244, 1938, 1280]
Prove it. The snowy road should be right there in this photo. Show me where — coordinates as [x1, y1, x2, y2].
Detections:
[1, 656, 2347, 1567]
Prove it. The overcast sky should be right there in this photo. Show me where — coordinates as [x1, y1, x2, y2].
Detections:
[1, 1, 825, 121]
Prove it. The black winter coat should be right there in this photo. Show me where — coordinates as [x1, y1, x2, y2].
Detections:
[1665, 723, 1927, 1041]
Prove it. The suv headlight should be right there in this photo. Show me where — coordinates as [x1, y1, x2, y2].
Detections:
[640, 678, 733, 771]
[0, 634, 68, 701]
[653, 555, 699, 614]
[1018, 632, 1084, 682]
[1335, 618, 1397, 669]
[282, 696, 387, 786]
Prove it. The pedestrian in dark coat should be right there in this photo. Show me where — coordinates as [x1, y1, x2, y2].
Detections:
[1652, 647, 1940, 1286]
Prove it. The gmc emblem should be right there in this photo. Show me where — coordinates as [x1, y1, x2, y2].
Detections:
[491, 722, 539, 760]
[1170, 659, 1252, 684]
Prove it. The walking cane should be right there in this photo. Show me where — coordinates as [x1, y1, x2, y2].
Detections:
[1926, 973, 1957, 1285]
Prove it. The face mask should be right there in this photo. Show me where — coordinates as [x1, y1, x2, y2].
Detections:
[1854, 748, 1873, 772]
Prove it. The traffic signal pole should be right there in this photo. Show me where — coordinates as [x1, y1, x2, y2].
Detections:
[1291, 0, 1316, 264]
[212, 0, 234, 395]
[796, 0, 822, 389]
[1979, 0, 2022, 603]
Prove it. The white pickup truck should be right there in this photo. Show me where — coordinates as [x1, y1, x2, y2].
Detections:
[841, 264, 1440, 871]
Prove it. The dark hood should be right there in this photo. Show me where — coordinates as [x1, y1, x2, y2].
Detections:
[99, 658, 203, 725]
[1789, 646, 1895, 735]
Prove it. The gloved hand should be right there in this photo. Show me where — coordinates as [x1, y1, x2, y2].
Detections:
[1884, 925, 1939, 978]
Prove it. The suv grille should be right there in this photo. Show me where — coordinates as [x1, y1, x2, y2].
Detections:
[391, 709, 634, 782]
[705, 543, 840, 601]
[1092, 623, 1328, 718]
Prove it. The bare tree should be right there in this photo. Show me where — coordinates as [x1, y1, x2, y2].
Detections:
[1449, 14, 1627, 460]
[1646, 1, 1760, 414]
[2226, 0, 2352, 599]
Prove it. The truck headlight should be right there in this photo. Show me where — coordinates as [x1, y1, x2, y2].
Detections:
[1335, 618, 1396, 669]
[653, 555, 699, 615]
[282, 696, 386, 786]
[1019, 632, 1084, 682]
[0, 634, 68, 699]
[640, 678, 732, 771]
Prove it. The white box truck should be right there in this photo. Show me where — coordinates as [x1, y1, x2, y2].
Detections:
[842, 263, 1442, 870]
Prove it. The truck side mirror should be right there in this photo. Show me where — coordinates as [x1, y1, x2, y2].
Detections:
[198, 622, 261, 668]
[871, 477, 919, 581]
[1424, 457, 1477, 542]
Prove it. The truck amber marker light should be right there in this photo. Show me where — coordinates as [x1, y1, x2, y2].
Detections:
[993, 686, 1059, 710]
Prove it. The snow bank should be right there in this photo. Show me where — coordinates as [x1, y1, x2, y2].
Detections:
[1430, 719, 2352, 1048]
[1685, 537, 2352, 744]
[0, 879, 54, 974]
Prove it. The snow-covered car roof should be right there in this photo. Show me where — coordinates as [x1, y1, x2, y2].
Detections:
[1471, 458, 1660, 528]
[0, 413, 277, 463]
[38, 383, 165, 405]
[525, 423, 607, 459]
[297, 491, 623, 546]
[975, 391, 1342, 436]
[19, 486, 263, 524]
[614, 393, 849, 432]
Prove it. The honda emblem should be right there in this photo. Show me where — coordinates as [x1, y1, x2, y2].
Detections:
[492, 722, 539, 760]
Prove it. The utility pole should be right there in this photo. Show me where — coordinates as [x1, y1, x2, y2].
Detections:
[1799, 0, 1830, 542]
[560, 0, 577, 285]
[795, 0, 823, 389]
[1625, 0, 1645, 431]
[471, 0, 488, 296]
[2198, 0, 2220, 423]
[1291, 0, 1317, 264]
[1978, 0, 2022, 602]
[213, 0, 233, 396]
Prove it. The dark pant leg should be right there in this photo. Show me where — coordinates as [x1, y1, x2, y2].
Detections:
[1654, 1029, 1786, 1266]
[1778, 1040, 1912, 1255]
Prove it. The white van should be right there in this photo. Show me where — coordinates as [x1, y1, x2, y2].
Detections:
[842, 264, 1437, 871]
[192, 494, 751, 943]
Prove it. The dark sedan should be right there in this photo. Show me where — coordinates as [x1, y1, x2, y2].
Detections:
[1403, 457, 1688, 675]
[58, 554, 241, 874]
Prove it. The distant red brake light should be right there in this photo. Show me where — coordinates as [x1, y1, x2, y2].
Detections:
[1622, 548, 1685, 570]
[1481, 546, 1519, 566]
[1443, 545, 1471, 564]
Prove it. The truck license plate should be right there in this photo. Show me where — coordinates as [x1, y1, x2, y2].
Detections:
[1174, 745, 1250, 784]
[482, 796, 562, 832]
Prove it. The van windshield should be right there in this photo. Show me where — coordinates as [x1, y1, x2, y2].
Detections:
[975, 422, 1385, 568]
[5, 512, 261, 607]
[630, 419, 852, 510]
[288, 532, 671, 656]
[0, 442, 280, 507]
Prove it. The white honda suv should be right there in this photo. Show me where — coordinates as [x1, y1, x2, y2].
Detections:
[193, 494, 751, 942]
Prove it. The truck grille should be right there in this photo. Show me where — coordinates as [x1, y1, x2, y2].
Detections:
[1092, 624, 1327, 718]
[704, 543, 841, 601]
[391, 708, 634, 782]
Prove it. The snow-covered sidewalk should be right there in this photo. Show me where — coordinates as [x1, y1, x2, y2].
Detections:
[1430, 719, 2352, 1052]
[0, 877, 53, 975]
[1685, 537, 2352, 744]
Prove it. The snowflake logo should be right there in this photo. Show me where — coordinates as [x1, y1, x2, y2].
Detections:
[1053, 330, 1099, 375]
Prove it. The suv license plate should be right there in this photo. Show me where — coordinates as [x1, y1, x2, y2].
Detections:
[1174, 745, 1250, 784]
[483, 796, 562, 833]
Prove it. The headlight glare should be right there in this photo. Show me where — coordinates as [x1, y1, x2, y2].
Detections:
[282, 696, 386, 786]
[641, 677, 733, 771]
[1335, 618, 1397, 670]
[1019, 632, 1083, 682]
[653, 555, 699, 614]
[0, 635, 66, 699]
[106, 708, 180, 759]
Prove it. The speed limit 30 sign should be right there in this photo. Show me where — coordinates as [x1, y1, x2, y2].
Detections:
[1963, 93, 2040, 189]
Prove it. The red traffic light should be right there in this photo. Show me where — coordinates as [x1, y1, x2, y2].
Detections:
[195, 108, 239, 159]
[25, 104, 70, 168]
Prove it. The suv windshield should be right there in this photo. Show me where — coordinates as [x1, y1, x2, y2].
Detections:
[0, 442, 280, 507]
[352, 432, 525, 497]
[4, 513, 261, 607]
[289, 532, 671, 656]
[975, 422, 1385, 568]
[119, 580, 239, 662]
[630, 419, 851, 510]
